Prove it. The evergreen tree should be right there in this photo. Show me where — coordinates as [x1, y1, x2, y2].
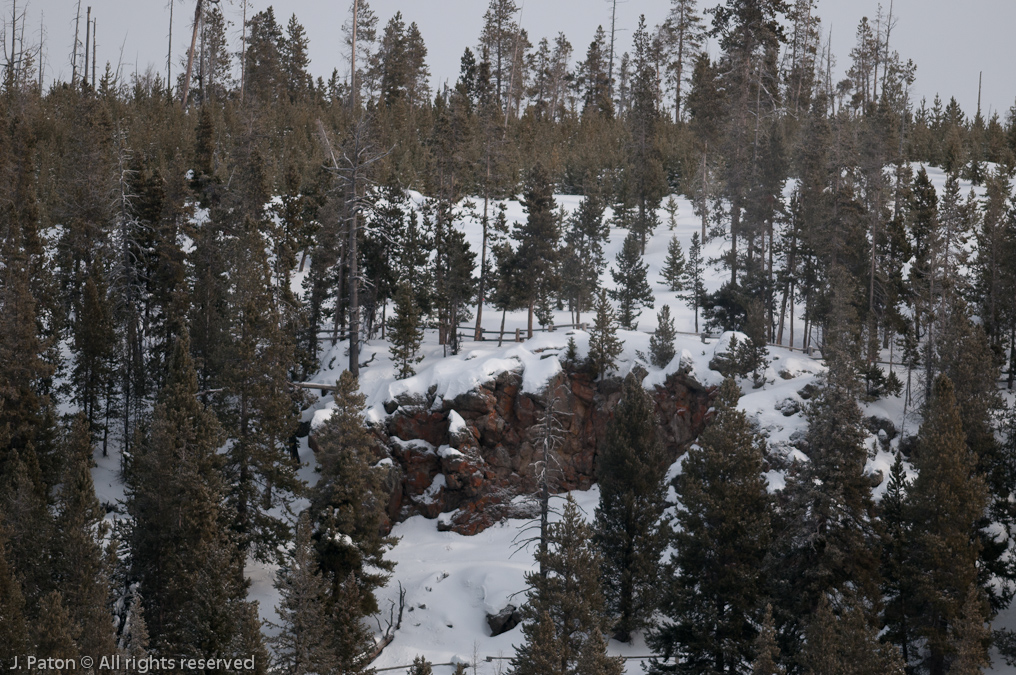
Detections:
[127, 334, 253, 658]
[648, 379, 772, 674]
[271, 514, 341, 675]
[34, 591, 80, 667]
[880, 453, 917, 665]
[681, 232, 706, 332]
[773, 342, 881, 660]
[625, 16, 667, 254]
[798, 594, 905, 675]
[0, 526, 30, 670]
[511, 611, 563, 675]
[0, 252, 57, 492]
[661, 0, 706, 122]
[332, 573, 376, 674]
[907, 375, 989, 675]
[751, 605, 785, 675]
[219, 225, 304, 562]
[310, 371, 397, 615]
[388, 282, 424, 379]
[561, 193, 609, 325]
[429, 199, 476, 353]
[70, 273, 116, 446]
[588, 290, 623, 381]
[512, 497, 621, 675]
[282, 14, 313, 102]
[51, 416, 116, 660]
[117, 585, 150, 658]
[595, 374, 669, 641]
[514, 164, 560, 337]
[650, 305, 677, 368]
[610, 232, 654, 329]
[950, 587, 992, 675]
[660, 235, 687, 291]
[409, 656, 434, 675]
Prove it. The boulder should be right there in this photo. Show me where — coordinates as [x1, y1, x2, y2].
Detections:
[486, 604, 524, 636]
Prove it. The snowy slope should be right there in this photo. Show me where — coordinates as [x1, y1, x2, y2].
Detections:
[90, 168, 1015, 673]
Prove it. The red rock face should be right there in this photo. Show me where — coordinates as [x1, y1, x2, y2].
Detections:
[326, 366, 715, 536]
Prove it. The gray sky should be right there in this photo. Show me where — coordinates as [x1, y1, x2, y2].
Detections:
[15, 0, 1016, 120]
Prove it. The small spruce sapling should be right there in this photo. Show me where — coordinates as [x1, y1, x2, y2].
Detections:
[409, 656, 434, 675]
[388, 282, 424, 379]
[649, 305, 677, 368]
[664, 195, 679, 230]
[680, 233, 705, 332]
[660, 236, 686, 291]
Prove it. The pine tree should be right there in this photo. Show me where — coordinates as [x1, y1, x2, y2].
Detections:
[561, 193, 609, 325]
[332, 573, 376, 674]
[512, 611, 564, 675]
[681, 232, 706, 332]
[0, 526, 30, 670]
[0, 251, 57, 492]
[661, 0, 706, 121]
[118, 585, 150, 658]
[610, 232, 654, 329]
[127, 334, 251, 657]
[219, 225, 304, 562]
[409, 656, 434, 675]
[648, 379, 771, 674]
[34, 591, 80, 668]
[773, 346, 881, 660]
[51, 415, 116, 660]
[660, 236, 687, 291]
[907, 375, 989, 675]
[650, 305, 677, 368]
[271, 514, 340, 675]
[429, 199, 477, 353]
[950, 587, 991, 675]
[575, 627, 625, 675]
[626, 16, 667, 254]
[798, 594, 905, 675]
[880, 453, 917, 665]
[388, 282, 424, 379]
[514, 164, 560, 337]
[751, 605, 785, 675]
[70, 273, 116, 445]
[0, 438, 54, 609]
[512, 497, 621, 675]
[595, 374, 669, 642]
[588, 290, 623, 381]
[310, 371, 397, 615]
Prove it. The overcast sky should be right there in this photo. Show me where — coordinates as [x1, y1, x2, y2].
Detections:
[16, 0, 1016, 119]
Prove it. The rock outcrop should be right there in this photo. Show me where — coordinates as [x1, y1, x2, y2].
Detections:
[331, 366, 714, 536]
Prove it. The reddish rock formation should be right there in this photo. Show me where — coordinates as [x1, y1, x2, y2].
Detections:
[351, 366, 714, 536]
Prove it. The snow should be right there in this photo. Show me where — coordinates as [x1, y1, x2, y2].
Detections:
[81, 168, 1016, 672]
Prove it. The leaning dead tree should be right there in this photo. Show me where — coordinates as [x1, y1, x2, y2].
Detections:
[180, 0, 218, 106]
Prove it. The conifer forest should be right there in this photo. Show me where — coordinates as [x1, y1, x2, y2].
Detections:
[4, 0, 1016, 673]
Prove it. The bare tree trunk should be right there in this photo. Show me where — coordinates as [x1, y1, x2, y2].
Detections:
[167, 0, 173, 87]
[84, 6, 90, 87]
[180, 0, 203, 107]
[475, 159, 490, 341]
[72, 0, 82, 83]
[349, 0, 359, 109]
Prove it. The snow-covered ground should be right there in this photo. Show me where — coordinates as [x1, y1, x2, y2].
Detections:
[89, 165, 1016, 673]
